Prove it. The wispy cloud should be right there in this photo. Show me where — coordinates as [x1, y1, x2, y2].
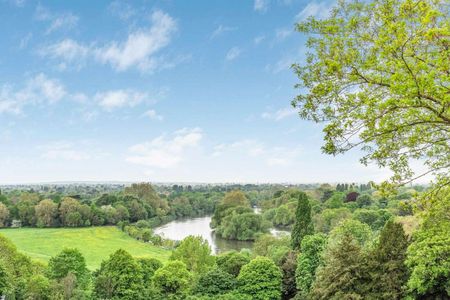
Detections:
[0, 73, 66, 115]
[143, 109, 163, 121]
[126, 128, 203, 168]
[39, 10, 178, 73]
[262, 107, 297, 121]
[254, 35, 265, 45]
[35, 4, 79, 35]
[95, 90, 151, 111]
[296, 1, 334, 21]
[108, 0, 137, 21]
[254, 0, 269, 12]
[211, 25, 237, 39]
[225, 47, 242, 61]
[275, 28, 292, 41]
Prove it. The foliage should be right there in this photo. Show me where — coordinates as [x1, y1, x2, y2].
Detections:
[47, 248, 90, 287]
[293, 0, 450, 188]
[93, 249, 143, 300]
[291, 191, 314, 249]
[329, 219, 372, 247]
[216, 212, 268, 241]
[406, 188, 450, 298]
[211, 190, 250, 228]
[280, 250, 297, 300]
[296, 233, 327, 296]
[152, 260, 192, 299]
[237, 256, 282, 300]
[216, 251, 250, 277]
[137, 257, 163, 283]
[0, 203, 10, 227]
[353, 208, 393, 230]
[310, 234, 366, 299]
[170, 235, 215, 274]
[193, 268, 236, 296]
[366, 220, 409, 299]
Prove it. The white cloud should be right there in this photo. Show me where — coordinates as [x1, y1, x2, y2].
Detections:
[41, 10, 178, 73]
[254, 0, 269, 12]
[126, 128, 203, 168]
[262, 107, 297, 121]
[95, 90, 149, 111]
[35, 4, 79, 34]
[40, 39, 89, 63]
[108, 0, 137, 21]
[95, 10, 177, 72]
[143, 109, 163, 121]
[211, 25, 237, 39]
[0, 73, 66, 114]
[225, 47, 242, 61]
[296, 1, 334, 21]
[39, 141, 90, 161]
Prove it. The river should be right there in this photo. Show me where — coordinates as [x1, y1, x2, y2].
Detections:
[154, 214, 290, 254]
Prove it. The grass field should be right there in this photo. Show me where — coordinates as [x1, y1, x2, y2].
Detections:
[0, 226, 171, 270]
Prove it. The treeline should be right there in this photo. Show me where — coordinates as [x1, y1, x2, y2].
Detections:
[0, 183, 222, 229]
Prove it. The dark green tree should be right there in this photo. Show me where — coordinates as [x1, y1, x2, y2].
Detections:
[193, 268, 236, 296]
[216, 251, 250, 277]
[291, 191, 314, 249]
[310, 234, 366, 299]
[367, 220, 409, 299]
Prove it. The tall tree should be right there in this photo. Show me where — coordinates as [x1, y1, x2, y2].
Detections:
[0, 203, 9, 227]
[291, 191, 313, 249]
[310, 234, 366, 299]
[292, 0, 449, 190]
[367, 220, 409, 299]
[152, 260, 192, 299]
[35, 199, 58, 227]
[47, 248, 90, 288]
[295, 233, 327, 297]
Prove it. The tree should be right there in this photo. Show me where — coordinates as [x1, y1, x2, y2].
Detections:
[329, 219, 372, 248]
[193, 268, 236, 296]
[124, 183, 169, 217]
[47, 248, 89, 288]
[24, 274, 50, 300]
[35, 199, 57, 227]
[170, 235, 215, 274]
[296, 233, 327, 296]
[216, 251, 251, 277]
[152, 260, 192, 299]
[367, 220, 409, 299]
[0, 203, 9, 227]
[94, 249, 143, 300]
[137, 258, 162, 283]
[406, 187, 450, 298]
[280, 250, 297, 300]
[216, 212, 268, 241]
[293, 0, 449, 190]
[0, 261, 11, 297]
[291, 191, 313, 249]
[211, 190, 250, 227]
[237, 256, 282, 300]
[356, 194, 373, 208]
[310, 234, 366, 299]
[59, 197, 86, 227]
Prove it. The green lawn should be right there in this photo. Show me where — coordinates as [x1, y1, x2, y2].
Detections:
[0, 226, 171, 270]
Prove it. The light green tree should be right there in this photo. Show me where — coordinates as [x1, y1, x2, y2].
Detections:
[293, 0, 449, 191]
[170, 235, 215, 274]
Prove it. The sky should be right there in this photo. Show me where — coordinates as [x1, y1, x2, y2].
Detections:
[0, 0, 394, 184]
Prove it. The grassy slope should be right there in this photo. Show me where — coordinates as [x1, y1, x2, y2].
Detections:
[0, 226, 170, 270]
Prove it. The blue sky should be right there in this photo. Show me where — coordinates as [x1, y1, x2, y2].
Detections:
[0, 0, 392, 184]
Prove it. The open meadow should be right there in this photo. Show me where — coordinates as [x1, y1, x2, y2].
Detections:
[0, 226, 170, 270]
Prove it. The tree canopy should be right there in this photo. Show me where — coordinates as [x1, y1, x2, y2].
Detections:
[293, 0, 450, 190]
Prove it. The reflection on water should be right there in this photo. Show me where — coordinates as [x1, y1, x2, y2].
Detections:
[153, 216, 253, 254]
[154, 215, 290, 254]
